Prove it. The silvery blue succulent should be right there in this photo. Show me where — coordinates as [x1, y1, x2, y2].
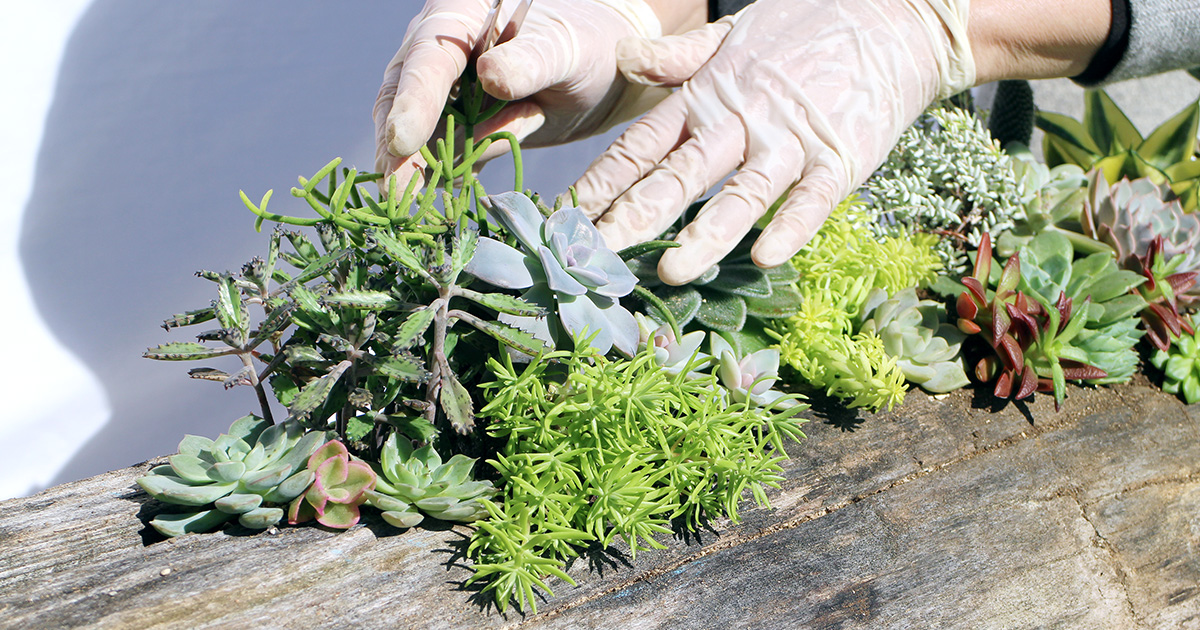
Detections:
[466, 191, 639, 356]
[710, 334, 797, 409]
[635, 313, 709, 375]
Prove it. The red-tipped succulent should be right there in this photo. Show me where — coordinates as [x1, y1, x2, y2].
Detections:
[1131, 236, 1198, 351]
[288, 440, 377, 529]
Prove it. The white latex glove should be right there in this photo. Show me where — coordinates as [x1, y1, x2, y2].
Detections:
[574, 0, 975, 285]
[374, 0, 670, 187]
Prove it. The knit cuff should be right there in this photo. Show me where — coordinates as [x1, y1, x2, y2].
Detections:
[1073, 0, 1131, 85]
[709, 0, 756, 21]
[1077, 0, 1200, 86]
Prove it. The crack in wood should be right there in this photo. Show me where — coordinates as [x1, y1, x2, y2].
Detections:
[1064, 491, 1146, 629]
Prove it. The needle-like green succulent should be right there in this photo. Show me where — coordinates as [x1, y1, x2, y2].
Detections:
[365, 433, 496, 528]
[137, 416, 328, 537]
[859, 287, 969, 393]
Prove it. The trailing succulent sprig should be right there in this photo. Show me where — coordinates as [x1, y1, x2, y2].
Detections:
[469, 345, 807, 613]
[365, 432, 496, 528]
[864, 103, 1024, 271]
[1151, 312, 1200, 403]
[138, 415, 329, 537]
[858, 287, 969, 393]
[1037, 89, 1200, 211]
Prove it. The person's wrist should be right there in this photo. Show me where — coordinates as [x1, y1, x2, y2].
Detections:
[968, 0, 1112, 83]
[644, 0, 707, 35]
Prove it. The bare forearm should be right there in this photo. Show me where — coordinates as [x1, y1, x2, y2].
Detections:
[969, 0, 1113, 83]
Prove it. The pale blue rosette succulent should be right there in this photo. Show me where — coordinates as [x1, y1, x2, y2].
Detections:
[710, 334, 797, 409]
[466, 191, 639, 355]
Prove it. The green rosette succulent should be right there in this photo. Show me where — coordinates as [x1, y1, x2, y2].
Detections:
[287, 440, 376, 529]
[633, 227, 802, 350]
[858, 287, 969, 393]
[366, 433, 496, 528]
[1151, 313, 1200, 403]
[137, 415, 328, 537]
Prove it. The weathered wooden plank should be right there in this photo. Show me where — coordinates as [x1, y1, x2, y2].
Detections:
[1, 381, 1197, 629]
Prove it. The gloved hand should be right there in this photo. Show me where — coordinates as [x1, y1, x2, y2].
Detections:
[374, 0, 675, 188]
[573, 0, 976, 285]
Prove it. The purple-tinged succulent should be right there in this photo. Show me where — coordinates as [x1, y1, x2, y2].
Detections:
[288, 440, 376, 529]
[465, 192, 639, 356]
[635, 313, 709, 375]
[710, 334, 797, 409]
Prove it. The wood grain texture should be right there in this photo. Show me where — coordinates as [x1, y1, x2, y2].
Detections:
[2, 381, 1199, 629]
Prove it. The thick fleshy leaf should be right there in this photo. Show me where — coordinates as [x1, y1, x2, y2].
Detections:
[580, 248, 637, 298]
[144, 343, 236, 361]
[467, 317, 551, 357]
[440, 370, 475, 434]
[486, 192, 545, 252]
[598, 295, 640, 357]
[238, 507, 284, 529]
[381, 509, 425, 529]
[137, 475, 238, 507]
[168, 454, 213, 483]
[460, 289, 545, 317]
[215, 493, 263, 514]
[558, 293, 615, 354]
[1138, 99, 1199, 170]
[466, 237, 536, 289]
[1084, 89, 1143, 153]
[538, 245, 588, 296]
[655, 285, 703, 326]
[264, 470, 316, 503]
[706, 264, 773, 297]
[315, 502, 362, 529]
[695, 291, 748, 331]
[149, 509, 233, 538]
[371, 354, 431, 383]
[743, 285, 803, 318]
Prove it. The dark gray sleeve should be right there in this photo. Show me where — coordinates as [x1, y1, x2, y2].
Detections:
[710, 0, 755, 21]
[1104, 0, 1200, 83]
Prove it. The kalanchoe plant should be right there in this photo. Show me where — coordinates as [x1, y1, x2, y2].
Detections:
[1151, 312, 1200, 403]
[365, 432, 496, 528]
[466, 191, 639, 356]
[858, 287, 970, 393]
[288, 440, 377, 529]
[1037, 90, 1200, 211]
[137, 416, 328, 537]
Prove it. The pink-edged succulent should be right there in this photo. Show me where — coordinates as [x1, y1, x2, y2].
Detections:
[288, 440, 376, 529]
[635, 313, 709, 375]
[710, 334, 797, 409]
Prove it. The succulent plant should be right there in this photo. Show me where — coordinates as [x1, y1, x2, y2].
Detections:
[634, 313, 709, 376]
[287, 440, 377, 529]
[858, 287, 969, 393]
[1037, 90, 1200, 211]
[955, 232, 1140, 407]
[1151, 312, 1200, 403]
[710, 334, 797, 409]
[1130, 236, 1198, 351]
[366, 433, 496, 528]
[993, 147, 1100, 258]
[1081, 172, 1200, 305]
[864, 104, 1024, 271]
[466, 191, 639, 356]
[138, 415, 328, 537]
[632, 226, 802, 350]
